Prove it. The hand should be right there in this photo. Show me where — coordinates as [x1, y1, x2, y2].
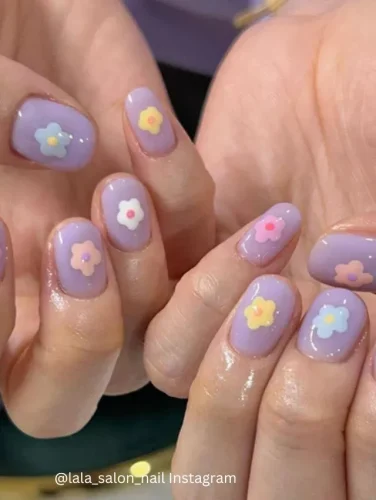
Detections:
[170, 272, 375, 500]
[144, 0, 376, 396]
[0, 0, 214, 436]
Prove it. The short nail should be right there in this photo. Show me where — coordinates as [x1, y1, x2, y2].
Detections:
[297, 288, 366, 362]
[309, 233, 376, 291]
[125, 87, 176, 156]
[101, 177, 151, 251]
[230, 275, 296, 357]
[12, 98, 96, 171]
[237, 203, 301, 267]
[54, 221, 107, 298]
[0, 223, 7, 281]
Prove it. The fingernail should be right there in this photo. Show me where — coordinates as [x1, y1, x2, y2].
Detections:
[230, 275, 296, 357]
[0, 223, 7, 281]
[237, 203, 301, 267]
[297, 288, 366, 363]
[309, 233, 376, 291]
[54, 221, 107, 298]
[101, 177, 151, 251]
[12, 97, 96, 171]
[125, 87, 176, 156]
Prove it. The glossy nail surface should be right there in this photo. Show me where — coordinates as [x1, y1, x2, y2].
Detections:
[12, 98, 96, 171]
[54, 221, 106, 298]
[125, 87, 176, 156]
[309, 233, 376, 291]
[230, 275, 296, 357]
[101, 177, 151, 251]
[237, 203, 301, 267]
[0, 223, 6, 280]
[297, 289, 366, 363]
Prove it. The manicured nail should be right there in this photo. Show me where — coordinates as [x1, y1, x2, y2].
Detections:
[297, 289, 366, 363]
[101, 177, 151, 251]
[230, 275, 296, 357]
[125, 87, 176, 156]
[309, 233, 376, 291]
[54, 221, 106, 298]
[0, 223, 7, 281]
[237, 203, 301, 267]
[12, 98, 96, 171]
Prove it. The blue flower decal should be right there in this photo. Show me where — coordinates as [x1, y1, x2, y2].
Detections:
[34, 122, 72, 158]
[312, 305, 349, 339]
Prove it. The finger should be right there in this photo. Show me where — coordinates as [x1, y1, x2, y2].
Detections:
[0, 221, 15, 356]
[172, 275, 301, 500]
[43, 0, 215, 277]
[91, 174, 170, 394]
[2, 219, 123, 438]
[250, 288, 368, 500]
[308, 211, 376, 293]
[145, 203, 301, 397]
[346, 342, 376, 500]
[0, 56, 97, 171]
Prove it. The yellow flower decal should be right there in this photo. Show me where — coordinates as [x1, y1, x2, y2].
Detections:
[244, 296, 276, 330]
[138, 106, 164, 135]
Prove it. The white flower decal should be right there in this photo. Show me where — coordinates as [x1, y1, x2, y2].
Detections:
[34, 122, 72, 158]
[117, 198, 145, 230]
[312, 305, 350, 340]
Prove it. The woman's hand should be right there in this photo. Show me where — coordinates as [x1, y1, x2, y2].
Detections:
[0, 0, 215, 436]
[170, 273, 375, 500]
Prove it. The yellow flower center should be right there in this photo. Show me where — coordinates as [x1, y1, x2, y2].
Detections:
[47, 136, 59, 147]
[252, 306, 263, 317]
[324, 314, 335, 325]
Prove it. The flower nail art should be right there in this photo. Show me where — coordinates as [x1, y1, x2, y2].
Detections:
[244, 296, 276, 330]
[70, 240, 102, 277]
[312, 305, 349, 339]
[34, 122, 72, 158]
[117, 198, 145, 231]
[254, 215, 286, 243]
[138, 106, 163, 135]
[334, 260, 373, 288]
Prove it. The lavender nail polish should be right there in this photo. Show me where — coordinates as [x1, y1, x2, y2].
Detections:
[101, 177, 151, 251]
[309, 233, 376, 291]
[12, 98, 96, 171]
[237, 203, 301, 267]
[0, 223, 7, 280]
[230, 275, 296, 357]
[54, 221, 106, 298]
[297, 289, 366, 363]
[125, 87, 176, 156]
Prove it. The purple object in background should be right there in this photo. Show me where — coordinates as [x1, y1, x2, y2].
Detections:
[125, 0, 267, 75]
[0, 222, 7, 281]
[125, 87, 176, 156]
[230, 275, 296, 357]
[237, 203, 301, 267]
[54, 221, 107, 299]
[12, 98, 96, 171]
[297, 288, 366, 363]
[309, 233, 376, 292]
[101, 177, 151, 251]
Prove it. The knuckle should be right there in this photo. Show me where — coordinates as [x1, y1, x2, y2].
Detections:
[186, 269, 228, 318]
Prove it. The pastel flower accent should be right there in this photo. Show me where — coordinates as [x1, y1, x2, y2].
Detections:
[138, 106, 164, 135]
[70, 240, 102, 277]
[117, 198, 145, 230]
[244, 296, 276, 330]
[312, 305, 349, 340]
[254, 215, 286, 243]
[34, 122, 72, 158]
[334, 260, 373, 288]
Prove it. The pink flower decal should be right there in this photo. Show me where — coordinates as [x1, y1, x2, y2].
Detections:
[254, 215, 286, 243]
[334, 260, 373, 288]
[70, 240, 102, 277]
